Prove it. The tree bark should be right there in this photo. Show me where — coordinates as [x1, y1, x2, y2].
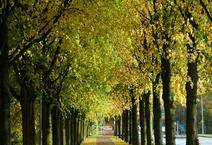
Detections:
[117, 117, 121, 138]
[129, 111, 132, 144]
[74, 113, 78, 145]
[0, 5, 11, 145]
[52, 106, 60, 145]
[153, 74, 163, 145]
[124, 110, 129, 142]
[121, 114, 124, 139]
[131, 89, 139, 145]
[71, 114, 75, 145]
[186, 59, 199, 145]
[144, 91, 153, 145]
[60, 114, 64, 145]
[139, 95, 146, 145]
[42, 100, 51, 145]
[20, 87, 36, 145]
[161, 52, 176, 145]
[65, 117, 70, 145]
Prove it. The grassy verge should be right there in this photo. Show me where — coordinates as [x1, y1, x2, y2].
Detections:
[198, 134, 212, 138]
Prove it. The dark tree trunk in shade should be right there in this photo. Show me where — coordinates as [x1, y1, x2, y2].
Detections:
[77, 117, 81, 144]
[186, 52, 199, 145]
[60, 114, 64, 145]
[74, 113, 78, 145]
[139, 95, 147, 145]
[82, 119, 85, 140]
[65, 117, 70, 145]
[122, 114, 125, 140]
[161, 49, 176, 145]
[114, 120, 118, 136]
[153, 74, 163, 145]
[124, 110, 129, 142]
[42, 100, 51, 145]
[52, 106, 60, 145]
[0, 6, 10, 145]
[117, 117, 121, 138]
[131, 89, 139, 145]
[129, 111, 132, 144]
[144, 91, 153, 145]
[71, 114, 75, 145]
[20, 88, 36, 145]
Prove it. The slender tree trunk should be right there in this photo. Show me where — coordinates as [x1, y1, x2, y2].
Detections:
[124, 110, 129, 142]
[131, 89, 139, 145]
[60, 114, 64, 145]
[114, 120, 117, 136]
[139, 95, 146, 145]
[65, 117, 70, 145]
[144, 91, 153, 145]
[52, 106, 60, 145]
[153, 74, 163, 145]
[186, 58, 199, 145]
[74, 113, 78, 145]
[117, 117, 121, 138]
[161, 50, 175, 145]
[20, 88, 36, 145]
[82, 118, 85, 140]
[77, 117, 81, 145]
[129, 111, 132, 144]
[42, 100, 51, 145]
[71, 114, 75, 145]
[122, 114, 125, 140]
[0, 6, 10, 145]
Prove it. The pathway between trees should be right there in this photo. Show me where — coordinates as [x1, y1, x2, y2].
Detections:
[81, 136, 128, 145]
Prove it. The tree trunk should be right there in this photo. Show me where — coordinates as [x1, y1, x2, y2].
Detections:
[124, 110, 129, 142]
[144, 91, 153, 145]
[65, 117, 70, 145]
[60, 114, 64, 145]
[20, 88, 36, 145]
[161, 54, 176, 145]
[0, 7, 11, 145]
[186, 59, 199, 145]
[74, 113, 78, 145]
[114, 120, 117, 136]
[42, 100, 51, 145]
[82, 119, 85, 140]
[131, 89, 139, 145]
[117, 117, 121, 138]
[122, 114, 125, 139]
[52, 106, 60, 145]
[139, 95, 146, 145]
[71, 114, 75, 145]
[153, 74, 163, 145]
[77, 117, 81, 145]
[129, 111, 132, 144]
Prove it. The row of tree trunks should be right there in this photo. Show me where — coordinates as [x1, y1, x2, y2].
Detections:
[115, 87, 162, 145]
[115, 111, 132, 144]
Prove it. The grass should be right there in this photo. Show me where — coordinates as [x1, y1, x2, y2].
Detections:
[198, 134, 212, 138]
